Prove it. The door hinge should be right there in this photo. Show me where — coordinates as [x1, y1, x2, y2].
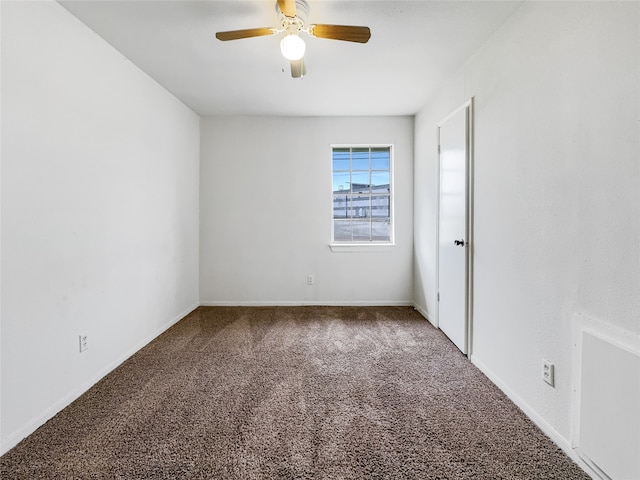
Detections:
[437, 292, 440, 302]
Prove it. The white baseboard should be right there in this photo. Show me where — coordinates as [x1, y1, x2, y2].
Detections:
[9, 300, 598, 480]
[0, 302, 199, 456]
[199, 300, 415, 307]
[412, 303, 436, 326]
[470, 355, 603, 480]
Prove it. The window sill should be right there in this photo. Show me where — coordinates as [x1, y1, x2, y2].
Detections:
[329, 243, 395, 253]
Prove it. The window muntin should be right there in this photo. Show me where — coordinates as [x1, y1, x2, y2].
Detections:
[331, 146, 392, 244]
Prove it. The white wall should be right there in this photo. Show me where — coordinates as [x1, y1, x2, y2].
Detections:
[200, 116, 414, 305]
[414, 0, 639, 471]
[1, 1, 200, 453]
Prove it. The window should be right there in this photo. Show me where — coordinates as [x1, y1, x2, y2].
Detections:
[332, 146, 392, 244]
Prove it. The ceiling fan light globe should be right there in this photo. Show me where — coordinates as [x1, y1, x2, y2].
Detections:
[280, 34, 306, 61]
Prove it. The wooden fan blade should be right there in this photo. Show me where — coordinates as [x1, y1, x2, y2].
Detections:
[215, 27, 276, 41]
[277, 0, 297, 18]
[308, 24, 371, 43]
[290, 58, 306, 78]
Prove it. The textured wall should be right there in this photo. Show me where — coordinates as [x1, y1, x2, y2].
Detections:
[200, 115, 414, 306]
[414, 0, 639, 467]
[1, 1, 200, 453]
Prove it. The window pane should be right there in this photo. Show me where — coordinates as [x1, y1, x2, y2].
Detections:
[331, 145, 392, 244]
[351, 172, 370, 192]
[371, 147, 390, 170]
[352, 194, 370, 218]
[352, 148, 370, 170]
[371, 195, 390, 217]
[333, 220, 352, 241]
[332, 172, 350, 193]
[371, 218, 391, 242]
[332, 148, 350, 171]
[371, 171, 390, 191]
[352, 219, 371, 241]
[333, 194, 351, 219]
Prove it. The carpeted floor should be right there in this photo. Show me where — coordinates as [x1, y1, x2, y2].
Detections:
[1, 306, 589, 479]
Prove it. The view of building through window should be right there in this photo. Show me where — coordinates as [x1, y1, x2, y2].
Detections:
[332, 146, 392, 243]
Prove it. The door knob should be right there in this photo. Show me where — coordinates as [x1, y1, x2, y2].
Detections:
[454, 239, 465, 246]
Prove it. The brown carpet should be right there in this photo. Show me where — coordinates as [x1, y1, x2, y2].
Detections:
[1, 306, 589, 479]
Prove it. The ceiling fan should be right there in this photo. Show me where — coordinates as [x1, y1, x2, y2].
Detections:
[215, 0, 371, 78]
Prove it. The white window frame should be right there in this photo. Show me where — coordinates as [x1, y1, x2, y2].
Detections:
[330, 144, 395, 251]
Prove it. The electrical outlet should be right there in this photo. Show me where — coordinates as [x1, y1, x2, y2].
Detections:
[307, 274, 314, 285]
[542, 359, 554, 386]
[79, 334, 88, 353]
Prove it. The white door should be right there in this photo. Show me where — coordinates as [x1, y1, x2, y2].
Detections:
[437, 102, 471, 354]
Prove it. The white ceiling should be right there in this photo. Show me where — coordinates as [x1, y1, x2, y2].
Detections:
[58, 0, 522, 117]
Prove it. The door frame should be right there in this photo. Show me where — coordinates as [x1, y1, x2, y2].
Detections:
[435, 98, 474, 357]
